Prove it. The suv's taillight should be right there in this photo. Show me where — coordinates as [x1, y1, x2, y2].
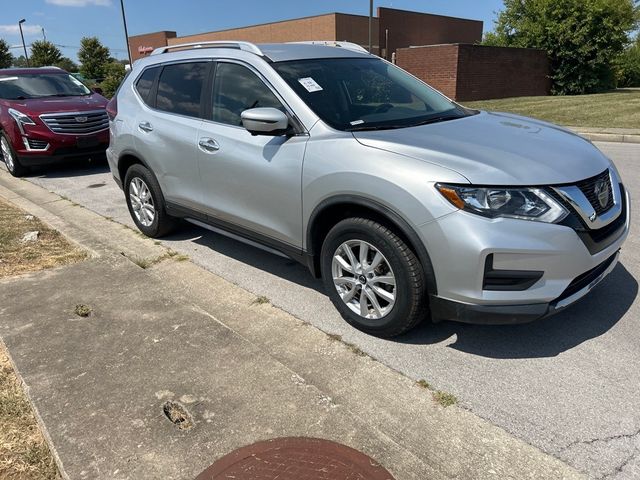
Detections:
[106, 96, 118, 121]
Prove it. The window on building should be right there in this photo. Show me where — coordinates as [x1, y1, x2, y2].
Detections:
[212, 63, 284, 126]
[156, 62, 208, 117]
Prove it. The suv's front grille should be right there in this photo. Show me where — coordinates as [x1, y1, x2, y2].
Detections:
[575, 169, 614, 215]
[40, 110, 108, 135]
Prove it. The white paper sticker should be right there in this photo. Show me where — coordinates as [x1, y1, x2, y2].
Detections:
[298, 77, 323, 92]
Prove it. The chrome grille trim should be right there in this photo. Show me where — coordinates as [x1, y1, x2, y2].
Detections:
[552, 169, 622, 230]
[40, 110, 108, 135]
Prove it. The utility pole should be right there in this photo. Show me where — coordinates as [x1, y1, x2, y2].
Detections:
[42, 27, 46, 41]
[119, 0, 133, 66]
[368, 0, 373, 53]
[18, 19, 29, 67]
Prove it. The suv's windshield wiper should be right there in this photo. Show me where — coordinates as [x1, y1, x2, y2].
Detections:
[347, 124, 408, 132]
[410, 114, 465, 127]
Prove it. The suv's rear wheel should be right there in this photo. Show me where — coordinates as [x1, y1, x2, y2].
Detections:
[1, 133, 28, 177]
[124, 164, 177, 237]
[321, 217, 427, 337]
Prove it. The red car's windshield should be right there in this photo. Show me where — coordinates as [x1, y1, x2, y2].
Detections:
[0, 73, 91, 100]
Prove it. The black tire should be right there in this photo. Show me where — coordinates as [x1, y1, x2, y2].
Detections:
[321, 217, 428, 338]
[124, 164, 178, 238]
[1, 133, 28, 177]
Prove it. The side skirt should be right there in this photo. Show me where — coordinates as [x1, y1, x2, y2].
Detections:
[165, 201, 317, 275]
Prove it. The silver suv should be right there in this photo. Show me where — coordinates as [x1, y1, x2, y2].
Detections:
[106, 41, 630, 337]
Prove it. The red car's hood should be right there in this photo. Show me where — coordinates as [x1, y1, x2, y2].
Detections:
[6, 93, 108, 115]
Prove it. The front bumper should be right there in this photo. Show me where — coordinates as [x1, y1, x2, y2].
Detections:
[430, 251, 620, 324]
[421, 186, 630, 324]
[11, 122, 109, 166]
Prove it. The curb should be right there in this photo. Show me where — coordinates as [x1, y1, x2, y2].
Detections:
[575, 132, 640, 144]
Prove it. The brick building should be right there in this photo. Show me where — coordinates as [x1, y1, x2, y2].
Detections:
[128, 7, 550, 101]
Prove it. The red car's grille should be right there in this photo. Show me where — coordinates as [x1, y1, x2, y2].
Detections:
[40, 110, 108, 135]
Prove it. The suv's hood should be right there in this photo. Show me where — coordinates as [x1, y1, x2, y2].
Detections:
[7, 93, 107, 116]
[352, 111, 611, 185]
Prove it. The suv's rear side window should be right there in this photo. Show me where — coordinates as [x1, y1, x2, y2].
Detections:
[155, 62, 208, 118]
[135, 67, 159, 104]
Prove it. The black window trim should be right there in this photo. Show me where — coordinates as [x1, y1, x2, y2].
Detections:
[203, 58, 307, 135]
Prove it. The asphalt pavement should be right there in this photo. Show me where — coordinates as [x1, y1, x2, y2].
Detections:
[12, 142, 640, 479]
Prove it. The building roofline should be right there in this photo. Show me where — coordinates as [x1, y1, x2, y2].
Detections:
[173, 12, 374, 39]
[377, 6, 483, 25]
[129, 30, 177, 39]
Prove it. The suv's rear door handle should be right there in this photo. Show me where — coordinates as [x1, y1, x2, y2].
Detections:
[138, 121, 153, 133]
[198, 137, 220, 153]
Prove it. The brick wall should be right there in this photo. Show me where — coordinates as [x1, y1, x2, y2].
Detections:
[396, 44, 459, 99]
[396, 44, 550, 101]
[168, 14, 337, 46]
[378, 7, 482, 60]
[128, 31, 176, 61]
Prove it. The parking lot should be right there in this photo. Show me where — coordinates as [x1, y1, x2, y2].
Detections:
[13, 141, 640, 479]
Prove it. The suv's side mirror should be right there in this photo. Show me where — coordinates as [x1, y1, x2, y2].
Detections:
[93, 87, 104, 95]
[241, 108, 289, 136]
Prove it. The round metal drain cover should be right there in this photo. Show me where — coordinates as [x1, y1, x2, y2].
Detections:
[195, 437, 395, 480]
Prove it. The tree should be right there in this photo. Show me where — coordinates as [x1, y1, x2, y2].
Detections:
[12, 55, 28, 68]
[616, 35, 640, 87]
[78, 37, 110, 80]
[484, 0, 639, 94]
[30, 40, 63, 67]
[99, 61, 126, 98]
[0, 39, 12, 68]
[55, 57, 78, 72]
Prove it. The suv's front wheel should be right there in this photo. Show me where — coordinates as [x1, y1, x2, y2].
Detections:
[321, 218, 427, 337]
[124, 164, 177, 238]
[1, 133, 28, 177]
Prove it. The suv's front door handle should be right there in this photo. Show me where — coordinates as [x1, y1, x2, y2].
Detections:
[138, 121, 153, 133]
[198, 137, 220, 153]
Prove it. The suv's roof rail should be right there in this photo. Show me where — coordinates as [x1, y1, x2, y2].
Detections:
[151, 41, 263, 56]
[287, 41, 370, 54]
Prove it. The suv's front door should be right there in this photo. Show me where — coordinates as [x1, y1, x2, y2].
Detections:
[196, 61, 308, 249]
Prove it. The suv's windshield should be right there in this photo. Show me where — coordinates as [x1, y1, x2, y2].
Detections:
[0, 73, 91, 100]
[273, 57, 475, 131]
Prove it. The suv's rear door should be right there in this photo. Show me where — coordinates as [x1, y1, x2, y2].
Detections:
[133, 61, 211, 211]
[196, 60, 308, 249]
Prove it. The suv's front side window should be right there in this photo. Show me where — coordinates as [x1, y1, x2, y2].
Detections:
[155, 62, 208, 118]
[212, 63, 284, 126]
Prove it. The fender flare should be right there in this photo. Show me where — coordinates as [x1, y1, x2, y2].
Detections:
[307, 194, 438, 295]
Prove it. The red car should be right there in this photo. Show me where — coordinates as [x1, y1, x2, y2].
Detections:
[0, 67, 109, 177]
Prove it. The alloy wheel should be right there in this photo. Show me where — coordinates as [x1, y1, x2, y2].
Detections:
[1, 137, 15, 172]
[129, 177, 156, 227]
[331, 240, 396, 319]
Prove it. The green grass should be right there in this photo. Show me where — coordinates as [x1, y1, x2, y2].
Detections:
[464, 89, 640, 129]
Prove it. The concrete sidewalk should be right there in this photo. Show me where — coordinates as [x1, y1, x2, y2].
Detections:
[0, 173, 584, 479]
[567, 126, 640, 144]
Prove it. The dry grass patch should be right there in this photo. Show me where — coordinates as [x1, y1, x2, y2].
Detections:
[0, 199, 86, 278]
[0, 344, 60, 479]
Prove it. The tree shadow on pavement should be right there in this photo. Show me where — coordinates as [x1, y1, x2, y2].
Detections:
[397, 263, 637, 359]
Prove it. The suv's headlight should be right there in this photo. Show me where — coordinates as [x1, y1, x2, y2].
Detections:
[436, 184, 568, 223]
[8, 108, 36, 134]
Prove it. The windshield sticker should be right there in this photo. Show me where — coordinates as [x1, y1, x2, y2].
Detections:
[298, 77, 323, 93]
[350, 120, 365, 126]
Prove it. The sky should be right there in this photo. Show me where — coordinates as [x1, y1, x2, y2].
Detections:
[0, 0, 506, 62]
